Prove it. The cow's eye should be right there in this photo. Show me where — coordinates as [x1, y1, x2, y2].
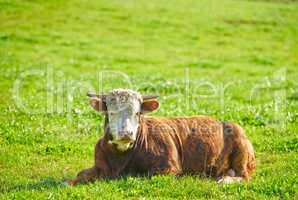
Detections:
[109, 112, 116, 116]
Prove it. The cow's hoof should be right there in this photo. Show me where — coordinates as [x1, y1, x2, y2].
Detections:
[217, 176, 242, 184]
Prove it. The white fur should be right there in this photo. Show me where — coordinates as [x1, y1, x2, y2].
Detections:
[105, 89, 142, 151]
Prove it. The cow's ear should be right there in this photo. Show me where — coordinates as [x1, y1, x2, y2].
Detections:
[90, 97, 107, 112]
[141, 99, 159, 113]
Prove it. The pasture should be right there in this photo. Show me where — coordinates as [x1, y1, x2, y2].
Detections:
[0, 0, 298, 199]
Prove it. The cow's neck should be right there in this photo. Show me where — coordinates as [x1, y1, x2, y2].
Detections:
[133, 116, 149, 152]
[101, 116, 149, 177]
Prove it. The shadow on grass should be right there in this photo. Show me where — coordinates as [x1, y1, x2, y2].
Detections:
[2, 174, 216, 194]
[4, 177, 67, 193]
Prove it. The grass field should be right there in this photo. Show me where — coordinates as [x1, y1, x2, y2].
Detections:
[1, 0, 298, 199]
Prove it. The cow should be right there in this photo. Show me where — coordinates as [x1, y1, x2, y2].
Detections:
[67, 89, 256, 185]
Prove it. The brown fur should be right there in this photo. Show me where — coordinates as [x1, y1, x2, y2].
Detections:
[68, 115, 256, 185]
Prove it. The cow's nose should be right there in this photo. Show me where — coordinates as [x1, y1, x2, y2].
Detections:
[119, 131, 133, 139]
[125, 131, 133, 136]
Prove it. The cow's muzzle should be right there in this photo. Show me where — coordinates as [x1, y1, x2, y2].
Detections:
[118, 133, 134, 142]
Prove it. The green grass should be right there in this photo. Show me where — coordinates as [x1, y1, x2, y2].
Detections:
[1, 0, 298, 199]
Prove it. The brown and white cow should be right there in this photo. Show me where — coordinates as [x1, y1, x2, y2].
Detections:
[67, 89, 256, 185]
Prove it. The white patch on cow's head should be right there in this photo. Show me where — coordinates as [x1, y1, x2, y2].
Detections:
[89, 88, 159, 152]
[105, 89, 142, 150]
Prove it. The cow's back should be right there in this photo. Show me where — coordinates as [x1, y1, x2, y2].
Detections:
[142, 116, 224, 175]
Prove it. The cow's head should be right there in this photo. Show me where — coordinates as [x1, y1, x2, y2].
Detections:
[88, 89, 159, 151]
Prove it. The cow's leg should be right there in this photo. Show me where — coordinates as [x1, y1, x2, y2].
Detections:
[67, 166, 100, 186]
[219, 122, 255, 184]
[148, 167, 181, 176]
[148, 161, 182, 177]
[230, 139, 253, 181]
[216, 148, 249, 184]
[216, 154, 250, 184]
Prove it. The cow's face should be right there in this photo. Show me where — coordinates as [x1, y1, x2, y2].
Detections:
[89, 89, 159, 151]
[105, 92, 141, 144]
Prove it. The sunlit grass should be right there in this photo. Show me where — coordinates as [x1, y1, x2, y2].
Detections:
[0, 0, 297, 199]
